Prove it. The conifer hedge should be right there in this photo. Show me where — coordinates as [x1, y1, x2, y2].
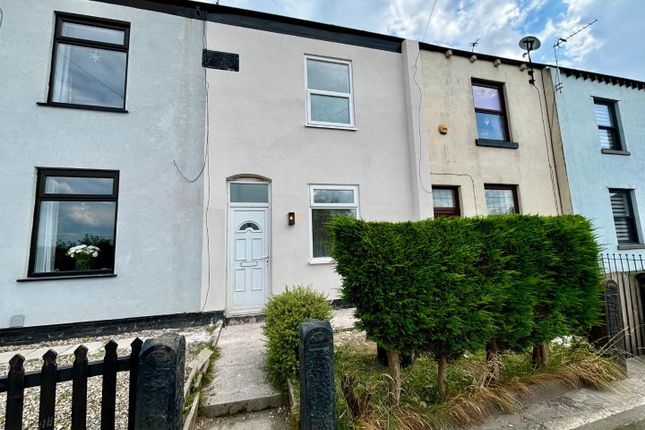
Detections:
[329, 214, 602, 400]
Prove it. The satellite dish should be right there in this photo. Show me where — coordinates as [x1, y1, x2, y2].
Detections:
[519, 35, 541, 52]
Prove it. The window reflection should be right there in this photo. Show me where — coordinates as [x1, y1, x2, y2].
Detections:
[45, 176, 114, 195]
[35, 202, 116, 273]
[49, 14, 129, 109]
[51, 44, 126, 108]
[31, 170, 119, 276]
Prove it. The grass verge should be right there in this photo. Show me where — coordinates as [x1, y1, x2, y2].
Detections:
[293, 337, 625, 429]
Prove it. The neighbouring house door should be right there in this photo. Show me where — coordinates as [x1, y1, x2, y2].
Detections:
[228, 207, 269, 314]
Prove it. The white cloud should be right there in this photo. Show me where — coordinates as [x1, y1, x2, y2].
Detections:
[384, 0, 549, 58]
[198, 0, 645, 80]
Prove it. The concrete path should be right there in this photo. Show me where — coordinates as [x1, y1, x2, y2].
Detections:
[196, 408, 289, 430]
[200, 322, 287, 417]
[330, 307, 357, 331]
[478, 356, 645, 430]
[200, 308, 357, 419]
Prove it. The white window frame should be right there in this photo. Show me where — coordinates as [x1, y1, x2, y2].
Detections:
[309, 184, 359, 264]
[304, 55, 355, 129]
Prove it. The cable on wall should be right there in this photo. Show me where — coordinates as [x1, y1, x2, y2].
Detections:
[432, 172, 479, 215]
[540, 69, 566, 214]
[531, 80, 561, 214]
[412, 0, 439, 195]
[195, 9, 215, 312]
[173, 7, 209, 183]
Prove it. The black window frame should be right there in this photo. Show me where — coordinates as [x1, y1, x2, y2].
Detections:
[484, 184, 520, 215]
[594, 99, 623, 152]
[472, 80, 516, 148]
[432, 186, 461, 217]
[609, 188, 640, 245]
[45, 12, 131, 113]
[28, 168, 120, 278]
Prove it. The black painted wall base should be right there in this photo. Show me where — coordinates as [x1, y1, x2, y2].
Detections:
[0, 311, 224, 346]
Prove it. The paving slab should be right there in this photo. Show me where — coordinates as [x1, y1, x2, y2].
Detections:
[330, 307, 357, 331]
[23, 347, 51, 361]
[478, 356, 645, 430]
[0, 349, 33, 364]
[201, 322, 287, 417]
[196, 407, 289, 430]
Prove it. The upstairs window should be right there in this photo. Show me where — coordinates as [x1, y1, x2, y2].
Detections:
[432, 186, 461, 217]
[472, 82, 509, 141]
[610, 189, 640, 244]
[594, 100, 622, 150]
[305, 56, 354, 128]
[48, 13, 130, 110]
[29, 169, 119, 277]
[309, 185, 358, 261]
[485, 185, 519, 215]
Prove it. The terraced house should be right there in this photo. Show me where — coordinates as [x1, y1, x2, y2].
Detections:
[419, 46, 563, 219]
[199, 8, 432, 316]
[545, 67, 645, 254]
[0, 0, 206, 330]
[3, 0, 641, 332]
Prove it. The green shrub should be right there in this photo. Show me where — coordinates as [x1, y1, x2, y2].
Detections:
[329, 214, 603, 399]
[264, 285, 332, 388]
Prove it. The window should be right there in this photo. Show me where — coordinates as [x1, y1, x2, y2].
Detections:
[609, 189, 640, 244]
[230, 183, 269, 204]
[48, 13, 130, 110]
[29, 169, 119, 277]
[485, 185, 519, 215]
[594, 100, 622, 150]
[305, 56, 354, 127]
[472, 82, 509, 141]
[432, 187, 460, 217]
[309, 185, 359, 261]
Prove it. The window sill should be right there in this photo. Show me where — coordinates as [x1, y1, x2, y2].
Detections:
[309, 258, 334, 265]
[305, 123, 357, 131]
[617, 244, 645, 250]
[601, 149, 631, 156]
[17, 273, 117, 283]
[37, 102, 128, 113]
[476, 139, 519, 149]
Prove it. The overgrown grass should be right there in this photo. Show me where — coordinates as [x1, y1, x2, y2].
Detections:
[324, 338, 624, 429]
[184, 345, 220, 418]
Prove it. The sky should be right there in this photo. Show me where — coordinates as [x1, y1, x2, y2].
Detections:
[201, 0, 644, 81]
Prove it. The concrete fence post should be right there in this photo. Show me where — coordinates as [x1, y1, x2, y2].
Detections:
[134, 333, 186, 430]
[299, 319, 335, 430]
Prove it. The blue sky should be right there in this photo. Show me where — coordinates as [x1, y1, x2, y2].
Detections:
[202, 0, 644, 81]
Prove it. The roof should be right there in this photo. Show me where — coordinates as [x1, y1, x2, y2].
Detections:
[91, 0, 404, 52]
[92, 0, 645, 88]
[558, 67, 645, 91]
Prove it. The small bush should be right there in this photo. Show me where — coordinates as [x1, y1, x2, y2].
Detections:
[264, 285, 332, 388]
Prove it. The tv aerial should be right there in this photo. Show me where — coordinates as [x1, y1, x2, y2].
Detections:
[519, 35, 541, 85]
[552, 19, 598, 93]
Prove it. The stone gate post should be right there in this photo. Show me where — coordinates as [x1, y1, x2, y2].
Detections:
[134, 333, 186, 430]
[299, 319, 335, 430]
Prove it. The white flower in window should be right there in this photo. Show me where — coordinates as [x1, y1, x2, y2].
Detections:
[67, 244, 101, 271]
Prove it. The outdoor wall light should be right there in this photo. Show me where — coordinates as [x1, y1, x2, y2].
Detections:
[288, 212, 296, 226]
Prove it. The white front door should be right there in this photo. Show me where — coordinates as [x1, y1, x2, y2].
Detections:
[228, 208, 269, 314]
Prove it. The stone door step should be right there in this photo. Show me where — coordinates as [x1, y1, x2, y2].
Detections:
[200, 392, 288, 417]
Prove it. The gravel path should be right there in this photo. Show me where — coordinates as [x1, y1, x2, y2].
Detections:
[0, 324, 219, 429]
